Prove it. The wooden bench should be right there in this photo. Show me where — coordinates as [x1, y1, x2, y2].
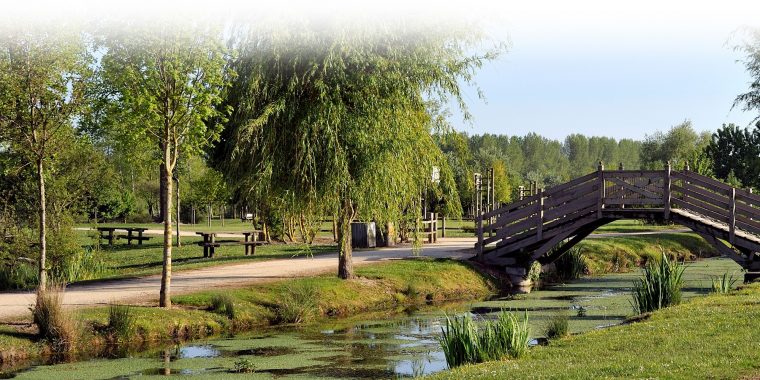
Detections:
[97, 227, 151, 246]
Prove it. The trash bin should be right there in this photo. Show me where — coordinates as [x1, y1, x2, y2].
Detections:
[351, 222, 376, 248]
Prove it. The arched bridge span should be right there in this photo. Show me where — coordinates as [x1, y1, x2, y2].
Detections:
[475, 164, 760, 286]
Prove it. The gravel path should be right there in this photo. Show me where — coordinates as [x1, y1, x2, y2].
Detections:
[0, 238, 476, 322]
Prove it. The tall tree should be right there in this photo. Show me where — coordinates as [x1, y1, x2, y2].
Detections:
[0, 27, 90, 290]
[215, 21, 499, 279]
[97, 23, 229, 307]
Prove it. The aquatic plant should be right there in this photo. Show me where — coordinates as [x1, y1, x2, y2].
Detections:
[233, 358, 256, 373]
[439, 311, 530, 368]
[544, 313, 570, 340]
[60, 246, 109, 283]
[32, 285, 77, 355]
[631, 253, 685, 314]
[554, 247, 587, 281]
[107, 304, 134, 341]
[210, 294, 236, 320]
[711, 272, 738, 294]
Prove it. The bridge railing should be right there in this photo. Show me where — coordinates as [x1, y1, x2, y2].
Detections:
[476, 166, 760, 257]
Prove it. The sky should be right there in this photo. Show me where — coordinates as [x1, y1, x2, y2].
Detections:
[6, 0, 760, 141]
[446, 3, 760, 140]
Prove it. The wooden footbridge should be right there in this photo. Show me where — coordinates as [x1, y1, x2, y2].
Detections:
[475, 163, 760, 286]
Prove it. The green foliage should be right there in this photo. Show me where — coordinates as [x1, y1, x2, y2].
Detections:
[640, 121, 710, 170]
[107, 304, 135, 341]
[706, 123, 760, 189]
[33, 286, 77, 355]
[232, 358, 256, 373]
[710, 272, 738, 294]
[210, 294, 236, 320]
[631, 253, 685, 314]
[58, 247, 109, 284]
[544, 313, 570, 340]
[734, 28, 760, 124]
[0, 260, 37, 290]
[439, 311, 530, 368]
[553, 247, 587, 281]
[273, 284, 318, 324]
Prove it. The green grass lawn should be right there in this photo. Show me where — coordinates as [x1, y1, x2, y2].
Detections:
[432, 282, 760, 379]
[74, 230, 336, 281]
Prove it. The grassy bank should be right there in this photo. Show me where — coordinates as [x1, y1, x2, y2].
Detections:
[432, 282, 760, 379]
[576, 232, 717, 274]
[0, 258, 494, 371]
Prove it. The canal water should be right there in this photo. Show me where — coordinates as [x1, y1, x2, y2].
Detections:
[8, 258, 740, 379]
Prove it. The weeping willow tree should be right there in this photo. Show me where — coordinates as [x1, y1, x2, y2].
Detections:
[214, 20, 500, 279]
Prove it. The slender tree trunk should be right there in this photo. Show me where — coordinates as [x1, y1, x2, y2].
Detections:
[175, 176, 181, 248]
[337, 198, 356, 279]
[332, 216, 338, 243]
[159, 162, 167, 222]
[36, 158, 47, 291]
[159, 163, 173, 308]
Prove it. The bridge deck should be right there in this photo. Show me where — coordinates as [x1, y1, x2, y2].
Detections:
[475, 166, 760, 272]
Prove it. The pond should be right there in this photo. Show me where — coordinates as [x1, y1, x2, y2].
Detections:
[8, 258, 741, 379]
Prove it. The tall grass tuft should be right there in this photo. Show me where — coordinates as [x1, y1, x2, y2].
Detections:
[544, 313, 570, 340]
[554, 247, 587, 281]
[439, 311, 530, 368]
[59, 247, 109, 283]
[631, 253, 685, 314]
[32, 285, 77, 355]
[210, 294, 236, 320]
[711, 272, 738, 294]
[107, 304, 135, 342]
[273, 284, 318, 324]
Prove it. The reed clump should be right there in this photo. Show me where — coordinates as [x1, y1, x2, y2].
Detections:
[439, 311, 530, 368]
[544, 313, 570, 340]
[32, 285, 77, 355]
[631, 253, 685, 314]
[711, 272, 738, 294]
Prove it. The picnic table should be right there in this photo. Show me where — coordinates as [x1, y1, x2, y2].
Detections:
[195, 230, 266, 258]
[97, 227, 151, 246]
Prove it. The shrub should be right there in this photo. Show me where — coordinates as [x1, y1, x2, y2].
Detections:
[273, 284, 317, 324]
[711, 272, 738, 294]
[233, 358, 256, 373]
[554, 248, 587, 281]
[439, 311, 530, 368]
[32, 285, 77, 355]
[544, 313, 569, 340]
[210, 294, 236, 320]
[107, 304, 134, 341]
[631, 253, 685, 314]
[0, 260, 38, 290]
[59, 247, 109, 284]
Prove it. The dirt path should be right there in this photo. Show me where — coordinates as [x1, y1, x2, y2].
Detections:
[0, 238, 476, 322]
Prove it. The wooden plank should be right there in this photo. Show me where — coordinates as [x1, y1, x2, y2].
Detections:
[497, 213, 599, 254]
[544, 195, 598, 221]
[677, 171, 732, 195]
[672, 183, 730, 209]
[734, 201, 760, 220]
[543, 181, 598, 209]
[483, 215, 538, 246]
[730, 188, 736, 244]
[603, 197, 662, 205]
[537, 188, 544, 240]
[671, 198, 728, 224]
[606, 176, 662, 199]
[489, 203, 540, 231]
[737, 189, 760, 205]
[604, 170, 665, 177]
[483, 194, 539, 219]
[544, 172, 598, 196]
[735, 219, 760, 237]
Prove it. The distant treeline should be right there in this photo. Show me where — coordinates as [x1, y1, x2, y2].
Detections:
[436, 120, 760, 214]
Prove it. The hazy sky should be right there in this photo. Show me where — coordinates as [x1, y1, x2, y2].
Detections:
[8, 1, 760, 141]
[447, 3, 760, 140]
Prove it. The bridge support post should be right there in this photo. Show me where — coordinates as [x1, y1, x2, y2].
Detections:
[597, 162, 605, 219]
[664, 161, 671, 220]
[505, 261, 534, 292]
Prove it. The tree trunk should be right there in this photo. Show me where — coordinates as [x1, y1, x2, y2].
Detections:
[337, 199, 356, 279]
[36, 159, 47, 291]
[175, 176, 181, 248]
[159, 163, 173, 308]
[159, 162, 167, 222]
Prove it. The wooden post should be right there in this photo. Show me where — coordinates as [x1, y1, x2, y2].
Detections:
[207, 204, 211, 227]
[221, 205, 225, 227]
[518, 186, 525, 200]
[729, 187, 736, 244]
[476, 213, 483, 258]
[597, 162, 605, 219]
[537, 188, 544, 241]
[618, 162, 625, 209]
[749, 188, 754, 222]
[441, 216, 446, 238]
[664, 161, 672, 220]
